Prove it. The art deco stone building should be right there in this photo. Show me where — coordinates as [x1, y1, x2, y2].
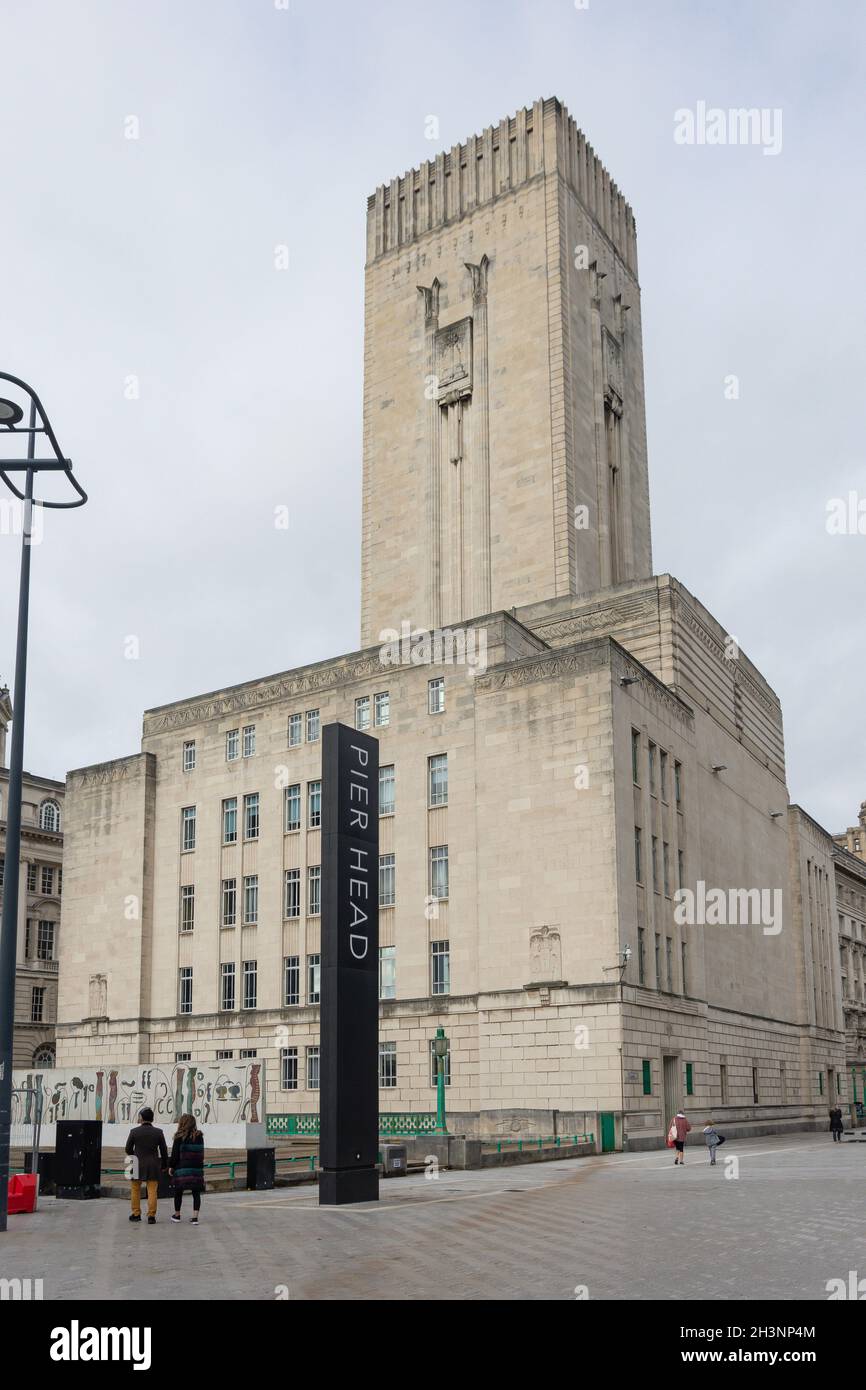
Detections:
[57, 99, 848, 1145]
[1, 688, 64, 1066]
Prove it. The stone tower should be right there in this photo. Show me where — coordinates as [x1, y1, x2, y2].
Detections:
[360, 97, 653, 645]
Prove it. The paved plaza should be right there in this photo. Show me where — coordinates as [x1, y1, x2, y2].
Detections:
[2, 1132, 865, 1300]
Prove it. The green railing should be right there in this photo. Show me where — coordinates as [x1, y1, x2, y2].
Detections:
[267, 1113, 438, 1138]
[489, 1133, 594, 1153]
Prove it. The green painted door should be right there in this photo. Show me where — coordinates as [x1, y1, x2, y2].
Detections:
[600, 1111, 616, 1153]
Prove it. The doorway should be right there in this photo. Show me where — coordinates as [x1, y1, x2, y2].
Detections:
[663, 1054, 680, 1132]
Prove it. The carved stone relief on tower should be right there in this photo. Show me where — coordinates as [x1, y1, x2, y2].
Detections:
[529, 925, 562, 982]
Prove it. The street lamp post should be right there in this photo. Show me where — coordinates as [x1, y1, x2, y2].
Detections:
[433, 1026, 449, 1135]
[0, 373, 86, 1233]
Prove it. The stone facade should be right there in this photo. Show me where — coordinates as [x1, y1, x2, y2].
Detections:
[56, 100, 849, 1146]
[0, 687, 64, 1067]
[833, 800, 866, 861]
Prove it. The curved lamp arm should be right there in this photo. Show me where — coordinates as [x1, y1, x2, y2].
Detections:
[0, 370, 87, 508]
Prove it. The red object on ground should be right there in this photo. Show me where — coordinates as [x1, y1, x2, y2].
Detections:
[8, 1174, 37, 1214]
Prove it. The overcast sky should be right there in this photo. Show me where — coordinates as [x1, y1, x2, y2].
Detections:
[1, 0, 863, 832]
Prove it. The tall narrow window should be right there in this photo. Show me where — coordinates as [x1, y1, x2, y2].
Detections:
[642, 1060, 652, 1095]
[681, 942, 688, 994]
[720, 1063, 728, 1105]
[379, 853, 395, 907]
[308, 865, 321, 916]
[307, 780, 321, 829]
[430, 845, 449, 900]
[242, 959, 257, 1010]
[605, 400, 623, 584]
[243, 793, 259, 840]
[662, 841, 671, 897]
[431, 939, 450, 996]
[284, 868, 300, 919]
[220, 963, 236, 1011]
[651, 836, 659, 893]
[280, 1047, 298, 1090]
[637, 927, 646, 984]
[181, 806, 196, 852]
[659, 749, 668, 802]
[179, 885, 195, 933]
[242, 725, 256, 757]
[284, 784, 301, 832]
[307, 953, 321, 1004]
[428, 753, 448, 807]
[634, 827, 643, 884]
[378, 1041, 397, 1088]
[243, 875, 258, 925]
[41, 866, 54, 896]
[648, 742, 657, 796]
[221, 878, 237, 927]
[37, 921, 55, 961]
[306, 708, 320, 742]
[306, 1046, 320, 1090]
[355, 696, 371, 731]
[178, 967, 193, 1015]
[226, 728, 239, 761]
[379, 945, 396, 999]
[379, 764, 395, 816]
[31, 986, 45, 1023]
[665, 937, 673, 990]
[675, 761, 683, 808]
[654, 933, 661, 987]
[631, 729, 640, 784]
[183, 740, 196, 772]
[283, 955, 300, 1006]
[222, 797, 237, 844]
[288, 713, 302, 747]
[428, 677, 445, 714]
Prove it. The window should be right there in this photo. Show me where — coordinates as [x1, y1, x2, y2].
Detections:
[651, 836, 659, 893]
[428, 753, 448, 807]
[429, 1038, 451, 1086]
[288, 713, 302, 747]
[38, 800, 61, 832]
[222, 797, 237, 844]
[307, 953, 321, 1004]
[175, 1051, 192, 1063]
[637, 927, 646, 985]
[634, 827, 643, 884]
[654, 933, 661, 986]
[379, 945, 396, 1000]
[306, 1046, 320, 1090]
[37, 921, 55, 961]
[428, 677, 445, 714]
[0, 857, 4, 889]
[243, 792, 259, 840]
[662, 841, 671, 897]
[57, 869, 62, 896]
[379, 764, 395, 816]
[753, 1066, 760, 1104]
[226, 728, 239, 761]
[685, 1062, 694, 1097]
[681, 942, 688, 994]
[659, 749, 668, 802]
[41, 866, 54, 896]
[31, 987, 45, 1023]
[240, 1049, 257, 1059]
[306, 709, 320, 742]
[665, 937, 673, 990]
[216, 1050, 234, 1060]
[374, 691, 390, 727]
[720, 1063, 728, 1105]
[429, 845, 449, 900]
[355, 696, 370, 731]
[379, 1041, 397, 1088]
[242, 725, 256, 757]
[818, 1070, 825, 1096]
[281, 1047, 298, 1090]
[220, 963, 236, 1011]
[284, 784, 301, 832]
[179, 967, 193, 1015]
[648, 742, 656, 796]
[284, 868, 300, 919]
[674, 760, 682, 808]
[631, 729, 640, 784]
[379, 853, 395, 907]
[181, 806, 196, 852]
[431, 939, 450, 996]
[33, 1046, 54, 1066]
[243, 959, 257, 1010]
[27, 863, 38, 892]
[180, 884, 195, 933]
[642, 1060, 652, 1095]
[308, 865, 321, 916]
[283, 955, 300, 1006]
[243, 875, 258, 925]
[183, 740, 196, 772]
[221, 879, 237, 928]
[677, 848, 684, 891]
[25, 920, 32, 958]
[307, 780, 321, 829]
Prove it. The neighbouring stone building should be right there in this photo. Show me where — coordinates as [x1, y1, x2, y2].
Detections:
[56, 99, 849, 1146]
[1, 687, 64, 1067]
[833, 801, 866, 862]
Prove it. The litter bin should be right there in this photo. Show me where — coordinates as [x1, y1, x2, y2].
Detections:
[381, 1144, 408, 1177]
[24, 1150, 56, 1196]
[246, 1147, 276, 1190]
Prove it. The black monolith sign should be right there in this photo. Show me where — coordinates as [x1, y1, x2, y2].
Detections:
[319, 722, 379, 1205]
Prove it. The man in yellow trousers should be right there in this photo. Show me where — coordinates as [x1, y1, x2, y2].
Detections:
[125, 1107, 169, 1224]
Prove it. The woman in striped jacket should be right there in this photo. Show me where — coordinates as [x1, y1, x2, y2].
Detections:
[169, 1113, 205, 1224]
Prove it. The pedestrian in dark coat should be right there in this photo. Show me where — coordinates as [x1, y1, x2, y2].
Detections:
[169, 1113, 205, 1223]
[830, 1106, 844, 1142]
[125, 1107, 169, 1223]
